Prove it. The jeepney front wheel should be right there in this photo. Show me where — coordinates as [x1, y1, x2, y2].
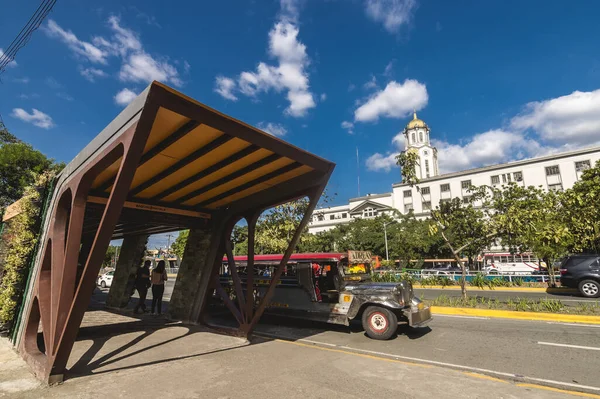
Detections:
[362, 306, 398, 340]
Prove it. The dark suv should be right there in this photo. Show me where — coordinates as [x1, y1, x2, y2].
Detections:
[559, 254, 600, 298]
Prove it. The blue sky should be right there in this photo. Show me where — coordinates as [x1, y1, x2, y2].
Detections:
[3, 0, 600, 214]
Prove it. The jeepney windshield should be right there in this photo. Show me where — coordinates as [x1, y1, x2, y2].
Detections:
[342, 262, 371, 275]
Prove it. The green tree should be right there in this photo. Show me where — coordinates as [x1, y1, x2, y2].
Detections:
[0, 129, 64, 213]
[103, 245, 118, 268]
[171, 230, 189, 258]
[397, 151, 495, 297]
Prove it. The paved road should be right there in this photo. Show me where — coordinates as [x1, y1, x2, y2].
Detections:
[415, 288, 599, 307]
[250, 313, 600, 393]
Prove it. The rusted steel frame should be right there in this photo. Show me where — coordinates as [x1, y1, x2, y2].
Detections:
[246, 166, 333, 332]
[51, 103, 158, 375]
[224, 238, 247, 323]
[244, 211, 260, 321]
[213, 281, 244, 325]
[152, 84, 332, 172]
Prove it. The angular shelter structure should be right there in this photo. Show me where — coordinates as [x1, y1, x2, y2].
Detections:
[13, 82, 334, 383]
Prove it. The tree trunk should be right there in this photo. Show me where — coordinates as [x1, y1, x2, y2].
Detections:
[440, 230, 467, 298]
[545, 257, 556, 288]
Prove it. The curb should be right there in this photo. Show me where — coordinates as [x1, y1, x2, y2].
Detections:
[414, 285, 579, 294]
[431, 306, 600, 324]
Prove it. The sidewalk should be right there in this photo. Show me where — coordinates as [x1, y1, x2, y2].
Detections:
[0, 309, 595, 398]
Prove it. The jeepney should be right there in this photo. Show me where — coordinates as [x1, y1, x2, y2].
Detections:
[218, 251, 431, 340]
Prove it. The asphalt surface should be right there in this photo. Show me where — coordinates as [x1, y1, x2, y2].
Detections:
[251, 313, 600, 393]
[414, 288, 600, 307]
[91, 280, 600, 394]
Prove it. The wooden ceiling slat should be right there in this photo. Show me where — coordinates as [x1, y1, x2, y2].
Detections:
[194, 162, 303, 208]
[173, 153, 282, 205]
[129, 134, 233, 197]
[150, 144, 260, 201]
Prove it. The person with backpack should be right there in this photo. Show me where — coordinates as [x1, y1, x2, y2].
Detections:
[134, 260, 151, 314]
[151, 260, 168, 315]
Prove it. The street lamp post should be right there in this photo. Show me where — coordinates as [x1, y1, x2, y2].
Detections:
[383, 220, 397, 262]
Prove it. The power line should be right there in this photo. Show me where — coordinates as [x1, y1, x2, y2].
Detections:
[0, 0, 57, 74]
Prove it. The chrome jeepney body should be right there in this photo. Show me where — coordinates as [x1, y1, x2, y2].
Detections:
[217, 252, 432, 329]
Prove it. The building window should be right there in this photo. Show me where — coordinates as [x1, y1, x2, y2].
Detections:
[419, 132, 423, 142]
[425, 159, 430, 175]
[548, 183, 563, 192]
[405, 203, 414, 212]
[545, 165, 560, 176]
[575, 160, 591, 172]
[461, 180, 471, 189]
[403, 190, 412, 198]
[412, 133, 416, 143]
[502, 174, 507, 183]
[513, 171, 523, 182]
[329, 214, 335, 220]
[363, 207, 378, 217]
[491, 175, 500, 185]
[420, 187, 430, 195]
[317, 214, 324, 221]
[424, 150, 428, 156]
[422, 201, 431, 211]
[341, 213, 347, 218]
[440, 183, 450, 192]
[462, 196, 471, 204]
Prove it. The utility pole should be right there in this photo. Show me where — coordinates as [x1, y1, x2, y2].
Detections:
[383, 220, 397, 262]
[166, 234, 174, 255]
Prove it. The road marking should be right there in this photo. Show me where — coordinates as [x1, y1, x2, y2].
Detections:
[463, 372, 508, 383]
[517, 383, 600, 398]
[537, 342, 600, 351]
[546, 322, 600, 328]
[257, 333, 600, 395]
[433, 314, 490, 320]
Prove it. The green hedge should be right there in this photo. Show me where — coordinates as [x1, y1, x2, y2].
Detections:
[0, 172, 54, 335]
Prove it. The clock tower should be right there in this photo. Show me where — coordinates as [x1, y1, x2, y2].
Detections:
[403, 111, 439, 179]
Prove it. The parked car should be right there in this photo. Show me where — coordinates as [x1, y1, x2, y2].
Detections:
[559, 254, 600, 298]
[97, 271, 115, 288]
[421, 263, 466, 276]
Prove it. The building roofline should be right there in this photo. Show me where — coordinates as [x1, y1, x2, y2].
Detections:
[349, 192, 392, 202]
[393, 145, 600, 187]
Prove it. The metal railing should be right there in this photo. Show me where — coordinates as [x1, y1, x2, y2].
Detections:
[375, 269, 560, 284]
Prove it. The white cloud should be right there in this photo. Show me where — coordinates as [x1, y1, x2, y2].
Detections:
[363, 75, 378, 90]
[47, 17, 183, 87]
[0, 48, 18, 68]
[341, 121, 354, 134]
[19, 93, 40, 99]
[366, 152, 399, 172]
[320, 93, 327, 101]
[114, 88, 138, 106]
[433, 130, 544, 173]
[354, 79, 428, 122]
[214, 76, 238, 101]
[257, 122, 287, 137]
[45, 20, 108, 64]
[80, 67, 107, 82]
[365, 0, 418, 34]
[45, 77, 62, 89]
[12, 77, 29, 83]
[348, 83, 356, 92]
[365, 131, 405, 171]
[510, 89, 600, 146]
[119, 52, 182, 86]
[214, 2, 315, 117]
[384, 61, 394, 77]
[57, 92, 74, 101]
[11, 108, 54, 129]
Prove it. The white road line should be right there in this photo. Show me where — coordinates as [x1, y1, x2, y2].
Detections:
[433, 314, 490, 320]
[537, 341, 600, 351]
[258, 333, 600, 393]
[546, 322, 600, 328]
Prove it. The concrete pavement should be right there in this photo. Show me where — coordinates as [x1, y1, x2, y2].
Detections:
[1, 316, 596, 399]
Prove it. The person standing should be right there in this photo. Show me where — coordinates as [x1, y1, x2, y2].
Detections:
[134, 260, 151, 314]
[151, 260, 168, 315]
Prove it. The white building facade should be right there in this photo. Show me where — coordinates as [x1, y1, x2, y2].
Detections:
[308, 114, 600, 234]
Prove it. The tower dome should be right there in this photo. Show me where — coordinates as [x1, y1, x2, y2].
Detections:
[406, 111, 428, 129]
